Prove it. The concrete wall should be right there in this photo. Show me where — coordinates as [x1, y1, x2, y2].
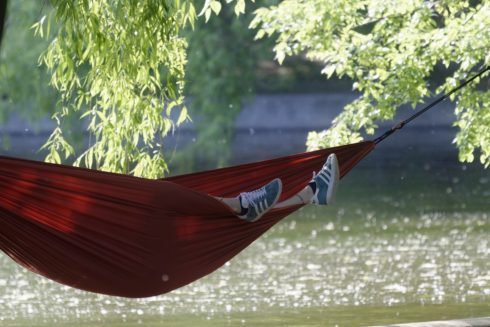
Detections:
[0, 93, 460, 165]
[180, 93, 459, 165]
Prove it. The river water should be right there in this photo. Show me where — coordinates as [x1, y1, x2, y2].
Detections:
[0, 139, 489, 326]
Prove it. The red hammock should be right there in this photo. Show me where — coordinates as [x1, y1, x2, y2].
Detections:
[0, 141, 374, 297]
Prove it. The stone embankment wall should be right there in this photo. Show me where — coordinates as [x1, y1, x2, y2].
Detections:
[0, 93, 460, 166]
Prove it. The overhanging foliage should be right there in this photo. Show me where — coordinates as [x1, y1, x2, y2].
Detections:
[252, 0, 490, 166]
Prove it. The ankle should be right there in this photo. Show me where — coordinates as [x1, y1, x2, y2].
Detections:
[308, 181, 317, 193]
[238, 195, 248, 216]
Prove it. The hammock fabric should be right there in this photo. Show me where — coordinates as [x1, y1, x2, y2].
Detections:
[0, 141, 375, 298]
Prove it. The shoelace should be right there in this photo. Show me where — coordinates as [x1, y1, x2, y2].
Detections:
[242, 187, 268, 213]
[314, 163, 331, 182]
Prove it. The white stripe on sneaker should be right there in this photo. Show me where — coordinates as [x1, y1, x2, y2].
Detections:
[319, 174, 329, 185]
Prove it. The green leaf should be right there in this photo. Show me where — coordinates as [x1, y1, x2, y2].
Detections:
[177, 106, 188, 125]
[198, 0, 214, 16]
[210, 1, 222, 15]
[234, 0, 245, 16]
[204, 8, 212, 22]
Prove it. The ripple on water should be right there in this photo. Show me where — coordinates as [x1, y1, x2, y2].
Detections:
[0, 212, 489, 323]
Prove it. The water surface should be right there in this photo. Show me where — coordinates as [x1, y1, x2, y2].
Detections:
[1, 150, 489, 326]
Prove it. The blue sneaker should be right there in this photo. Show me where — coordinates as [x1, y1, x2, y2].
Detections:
[238, 178, 282, 222]
[311, 153, 339, 205]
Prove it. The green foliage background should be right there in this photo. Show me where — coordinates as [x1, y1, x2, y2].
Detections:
[179, 1, 278, 171]
[0, 2, 57, 127]
[252, 0, 490, 166]
[1, 0, 489, 178]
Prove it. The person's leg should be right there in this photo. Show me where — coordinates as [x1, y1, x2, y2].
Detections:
[274, 184, 314, 208]
[218, 180, 313, 212]
[216, 178, 283, 222]
[275, 153, 340, 209]
[216, 196, 241, 213]
[217, 153, 339, 220]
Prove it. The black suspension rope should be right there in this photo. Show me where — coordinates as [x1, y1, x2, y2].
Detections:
[374, 65, 490, 144]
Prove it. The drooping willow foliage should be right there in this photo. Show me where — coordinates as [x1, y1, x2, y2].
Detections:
[32, 0, 248, 178]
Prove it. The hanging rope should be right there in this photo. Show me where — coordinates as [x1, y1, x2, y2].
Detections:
[374, 65, 490, 144]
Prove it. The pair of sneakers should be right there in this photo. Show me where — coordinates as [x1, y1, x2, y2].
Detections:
[238, 153, 340, 222]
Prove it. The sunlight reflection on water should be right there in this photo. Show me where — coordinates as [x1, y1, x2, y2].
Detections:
[1, 152, 490, 325]
[1, 210, 489, 325]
